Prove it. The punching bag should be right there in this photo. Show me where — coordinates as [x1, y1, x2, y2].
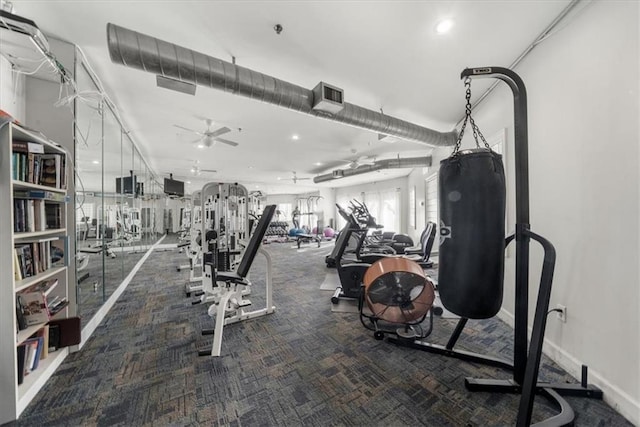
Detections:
[438, 148, 506, 319]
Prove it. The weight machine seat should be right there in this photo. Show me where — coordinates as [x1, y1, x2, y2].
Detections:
[215, 271, 249, 286]
[78, 246, 104, 254]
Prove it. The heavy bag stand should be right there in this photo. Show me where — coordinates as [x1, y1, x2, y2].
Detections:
[389, 67, 602, 426]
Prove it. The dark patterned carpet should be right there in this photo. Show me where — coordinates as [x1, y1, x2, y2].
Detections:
[12, 242, 631, 426]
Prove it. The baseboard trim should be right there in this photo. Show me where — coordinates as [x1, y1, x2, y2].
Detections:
[496, 308, 639, 425]
[80, 235, 166, 348]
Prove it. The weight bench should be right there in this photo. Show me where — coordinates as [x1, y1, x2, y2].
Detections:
[294, 233, 321, 248]
[198, 204, 277, 357]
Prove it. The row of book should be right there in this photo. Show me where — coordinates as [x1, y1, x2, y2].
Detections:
[16, 317, 81, 385]
[14, 237, 66, 281]
[16, 279, 69, 330]
[17, 326, 48, 385]
[12, 140, 67, 189]
[13, 198, 63, 233]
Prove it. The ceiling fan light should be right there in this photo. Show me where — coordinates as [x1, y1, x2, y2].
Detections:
[204, 136, 215, 147]
[435, 18, 454, 35]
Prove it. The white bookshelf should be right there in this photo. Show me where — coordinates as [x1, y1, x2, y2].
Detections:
[0, 122, 75, 424]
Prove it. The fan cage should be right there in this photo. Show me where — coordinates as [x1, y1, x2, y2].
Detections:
[362, 258, 435, 325]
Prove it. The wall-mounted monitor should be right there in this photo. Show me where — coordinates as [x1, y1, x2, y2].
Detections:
[164, 177, 184, 197]
[116, 175, 137, 196]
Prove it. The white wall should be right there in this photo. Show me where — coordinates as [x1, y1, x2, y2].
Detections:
[0, 56, 26, 122]
[451, 1, 639, 423]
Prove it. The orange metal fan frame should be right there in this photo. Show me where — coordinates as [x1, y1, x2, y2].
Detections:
[363, 257, 435, 324]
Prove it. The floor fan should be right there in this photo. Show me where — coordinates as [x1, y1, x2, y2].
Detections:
[360, 258, 435, 340]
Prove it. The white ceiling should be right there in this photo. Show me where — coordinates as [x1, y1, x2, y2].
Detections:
[10, 0, 572, 195]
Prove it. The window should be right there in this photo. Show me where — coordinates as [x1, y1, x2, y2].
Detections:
[276, 203, 291, 223]
[425, 173, 438, 250]
[425, 174, 438, 225]
[364, 188, 400, 232]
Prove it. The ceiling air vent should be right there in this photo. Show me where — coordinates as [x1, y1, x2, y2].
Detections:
[332, 169, 345, 179]
[312, 82, 344, 114]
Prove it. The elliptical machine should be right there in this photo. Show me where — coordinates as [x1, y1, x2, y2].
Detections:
[329, 204, 371, 304]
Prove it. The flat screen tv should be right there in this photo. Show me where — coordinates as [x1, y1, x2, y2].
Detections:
[164, 177, 184, 197]
[116, 175, 137, 195]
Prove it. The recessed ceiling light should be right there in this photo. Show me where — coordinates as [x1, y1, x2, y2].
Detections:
[292, 134, 299, 141]
[277, 176, 282, 180]
[197, 143, 205, 149]
[314, 162, 323, 166]
[248, 166, 254, 169]
[186, 181, 191, 184]
[92, 160, 100, 164]
[435, 19, 454, 35]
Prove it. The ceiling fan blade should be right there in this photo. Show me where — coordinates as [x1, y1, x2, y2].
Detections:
[208, 126, 231, 138]
[200, 169, 217, 173]
[191, 137, 203, 144]
[215, 137, 239, 147]
[174, 124, 203, 135]
[297, 177, 311, 180]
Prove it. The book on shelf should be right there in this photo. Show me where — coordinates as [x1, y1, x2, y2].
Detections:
[21, 338, 39, 376]
[16, 286, 68, 327]
[48, 324, 60, 352]
[12, 141, 46, 185]
[13, 141, 45, 154]
[50, 237, 67, 267]
[16, 345, 26, 385]
[33, 199, 46, 231]
[15, 244, 34, 279]
[15, 294, 27, 331]
[17, 292, 49, 326]
[14, 190, 69, 202]
[14, 240, 56, 279]
[12, 199, 49, 233]
[23, 278, 59, 296]
[48, 296, 69, 316]
[36, 325, 50, 360]
[48, 317, 81, 349]
[39, 153, 64, 189]
[19, 336, 45, 378]
[45, 203, 63, 230]
[13, 249, 22, 281]
[13, 199, 24, 232]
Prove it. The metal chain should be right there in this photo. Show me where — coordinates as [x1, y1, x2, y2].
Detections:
[452, 77, 490, 156]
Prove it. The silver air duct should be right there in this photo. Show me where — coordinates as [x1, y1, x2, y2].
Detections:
[313, 156, 431, 183]
[106, 23, 457, 147]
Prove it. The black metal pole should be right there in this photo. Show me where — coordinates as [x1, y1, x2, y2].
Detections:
[461, 67, 529, 384]
[516, 229, 556, 426]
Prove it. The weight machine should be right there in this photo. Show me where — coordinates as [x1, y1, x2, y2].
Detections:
[188, 182, 252, 303]
[179, 191, 205, 291]
[198, 204, 277, 357]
